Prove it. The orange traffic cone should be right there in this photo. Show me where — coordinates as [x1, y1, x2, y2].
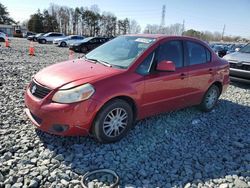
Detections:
[29, 41, 35, 56]
[69, 49, 74, 60]
[5, 35, 9, 48]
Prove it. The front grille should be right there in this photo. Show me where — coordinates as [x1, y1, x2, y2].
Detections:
[30, 81, 52, 99]
[229, 62, 250, 71]
[30, 112, 42, 125]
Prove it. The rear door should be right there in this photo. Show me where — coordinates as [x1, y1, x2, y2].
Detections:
[140, 40, 191, 117]
[184, 40, 215, 105]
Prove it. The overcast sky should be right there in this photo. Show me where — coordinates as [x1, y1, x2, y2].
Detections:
[2, 0, 250, 38]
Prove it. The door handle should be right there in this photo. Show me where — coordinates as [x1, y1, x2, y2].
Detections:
[209, 68, 213, 74]
[180, 73, 188, 79]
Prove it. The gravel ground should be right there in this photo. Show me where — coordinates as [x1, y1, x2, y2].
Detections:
[0, 38, 250, 188]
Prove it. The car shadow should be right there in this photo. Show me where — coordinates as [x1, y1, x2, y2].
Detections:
[36, 99, 250, 187]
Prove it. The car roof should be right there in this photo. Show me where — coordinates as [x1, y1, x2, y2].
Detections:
[125, 34, 209, 42]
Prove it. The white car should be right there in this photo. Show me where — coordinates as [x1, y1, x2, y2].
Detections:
[37, 32, 64, 44]
[0, 32, 7, 42]
[53, 35, 84, 47]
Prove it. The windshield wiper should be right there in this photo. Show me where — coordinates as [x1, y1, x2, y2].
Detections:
[85, 58, 112, 67]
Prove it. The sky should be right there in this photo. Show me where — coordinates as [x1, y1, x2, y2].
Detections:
[2, 0, 250, 38]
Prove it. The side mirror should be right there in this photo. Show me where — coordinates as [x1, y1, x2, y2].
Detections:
[235, 48, 240, 52]
[156, 60, 176, 72]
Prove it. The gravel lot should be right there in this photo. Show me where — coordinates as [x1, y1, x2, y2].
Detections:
[0, 38, 250, 188]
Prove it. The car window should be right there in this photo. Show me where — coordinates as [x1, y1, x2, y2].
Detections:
[206, 49, 211, 62]
[157, 40, 183, 68]
[90, 38, 98, 43]
[136, 52, 155, 75]
[71, 36, 77, 39]
[187, 41, 207, 65]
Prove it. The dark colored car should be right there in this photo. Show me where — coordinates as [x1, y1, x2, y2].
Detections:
[31, 33, 45, 42]
[223, 43, 250, 83]
[25, 35, 229, 143]
[212, 45, 227, 57]
[23, 31, 36, 38]
[27, 33, 44, 41]
[69, 37, 110, 53]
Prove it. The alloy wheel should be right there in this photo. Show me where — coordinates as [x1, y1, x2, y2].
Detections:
[103, 108, 128, 138]
[205, 87, 218, 109]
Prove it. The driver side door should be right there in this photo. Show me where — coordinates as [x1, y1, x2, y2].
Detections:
[140, 40, 191, 117]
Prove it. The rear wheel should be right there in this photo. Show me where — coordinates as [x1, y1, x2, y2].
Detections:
[60, 42, 67, 47]
[199, 85, 220, 112]
[92, 99, 134, 143]
[81, 46, 88, 53]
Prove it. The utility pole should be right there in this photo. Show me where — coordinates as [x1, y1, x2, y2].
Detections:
[160, 5, 166, 33]
[222, 24, 226, 41]
[182, 19, 185, 36]
[161, 5, 166, 27]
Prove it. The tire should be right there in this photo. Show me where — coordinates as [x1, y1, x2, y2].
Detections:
[92, 99, 134, 143]
[60, 42, 67, 47]
[0, 37, 5, 42]
[41, 39, 46, 44]
[81, 46, 88, 53]
[199, 85, 220, 112]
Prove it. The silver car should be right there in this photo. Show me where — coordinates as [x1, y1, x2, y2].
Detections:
[223, 43, 250, 83]
[53, 35, 84, 47]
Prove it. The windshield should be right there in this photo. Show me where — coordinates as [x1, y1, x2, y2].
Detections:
[239, 43, 250, 53]
[85, 36, 156, 68]
[82, 37, 93, 42]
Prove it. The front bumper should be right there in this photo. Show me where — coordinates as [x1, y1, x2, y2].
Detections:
[230, 68, 250, 83]
[24, 86, 100, 136]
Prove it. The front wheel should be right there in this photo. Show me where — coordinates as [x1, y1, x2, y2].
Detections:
[81, 46, 88, 53]
[199, 85, 220, 112]
[92, 99, 134, 143]
[41, 39, 46, 44]
[60, 42, 67, 47]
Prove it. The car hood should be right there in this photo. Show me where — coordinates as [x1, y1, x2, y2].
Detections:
[34, 59, 122, 89]
[223, 52, 250, 63]
[72, 40, 86, 46]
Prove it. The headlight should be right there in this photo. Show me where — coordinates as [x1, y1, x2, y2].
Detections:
[52, 83, 95, 103]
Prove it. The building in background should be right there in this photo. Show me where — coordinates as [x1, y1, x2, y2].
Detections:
[0, 24, 27, 37]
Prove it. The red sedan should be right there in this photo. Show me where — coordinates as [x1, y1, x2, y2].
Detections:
[25, 35, 230, 143]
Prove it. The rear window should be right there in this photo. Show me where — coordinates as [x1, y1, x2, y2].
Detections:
[187, 41, 208, 65]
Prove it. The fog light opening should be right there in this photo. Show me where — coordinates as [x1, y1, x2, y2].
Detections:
[51, 124, 69, 133]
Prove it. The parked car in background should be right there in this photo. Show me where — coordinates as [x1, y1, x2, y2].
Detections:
[212, 45, 228, 57]
[69, 37, 110, 53]
[0, 32, 7, 42]
[23, 31, 36, 38]
[223, 43, 250, 83]
[37, 32, 64, 44]
[53, 35, 84, 47]
[226, 44, 245, 54]
[25, 35, 229, 143]
[30, 33, 45, 42]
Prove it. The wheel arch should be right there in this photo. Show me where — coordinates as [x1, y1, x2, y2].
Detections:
[97, 95, 138, 121]
[212, 81, 223, 94]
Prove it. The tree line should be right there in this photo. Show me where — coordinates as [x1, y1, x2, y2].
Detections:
[0, 2, 248, 42]
[26, 4, 141, 37]
[143, 23, 249, 42]
[0, 2, 15, 24]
